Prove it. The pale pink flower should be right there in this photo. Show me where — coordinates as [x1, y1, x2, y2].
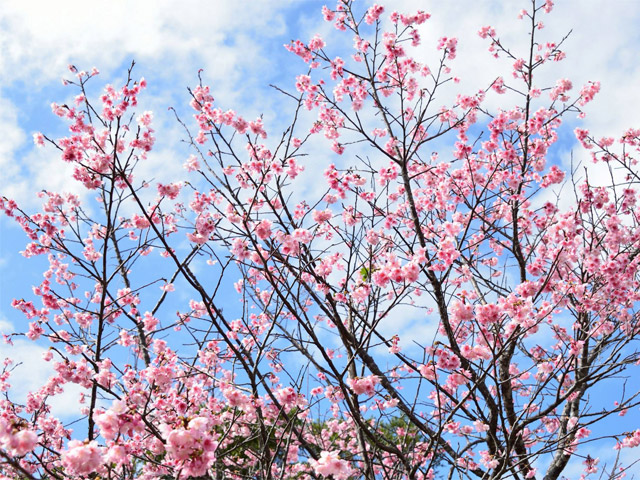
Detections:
[6, 429, 38, 456]
[105, 444, 128, 466]
[62, 440, 104, 476]
[33, 132, 45, 146]
[348, 375, 379, 396]
[255, 219, 273, 240]
[311, 450, 352, 480]
[365, 4, 384, 24]
[313, 209, 333, 223]
[308, 34, 326, 51]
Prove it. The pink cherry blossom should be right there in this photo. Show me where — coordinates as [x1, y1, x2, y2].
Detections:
[311, 450, 352, 480]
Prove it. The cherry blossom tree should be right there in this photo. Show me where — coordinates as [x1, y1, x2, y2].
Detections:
[2, 1, 640, 479]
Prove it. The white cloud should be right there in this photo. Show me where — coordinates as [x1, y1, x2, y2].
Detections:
[0, 314, 14, 335]
[0, 332, 89, 419]
[3, 1, 636, 206]
[0, 0, 291, 85]
[0, 0, 297, 206]
[0, 96, 27, 191]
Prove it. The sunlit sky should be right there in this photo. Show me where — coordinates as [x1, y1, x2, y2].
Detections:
[0, 0, 639, 474]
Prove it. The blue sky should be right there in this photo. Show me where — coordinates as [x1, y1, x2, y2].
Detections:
[1, 0, 640, 476]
